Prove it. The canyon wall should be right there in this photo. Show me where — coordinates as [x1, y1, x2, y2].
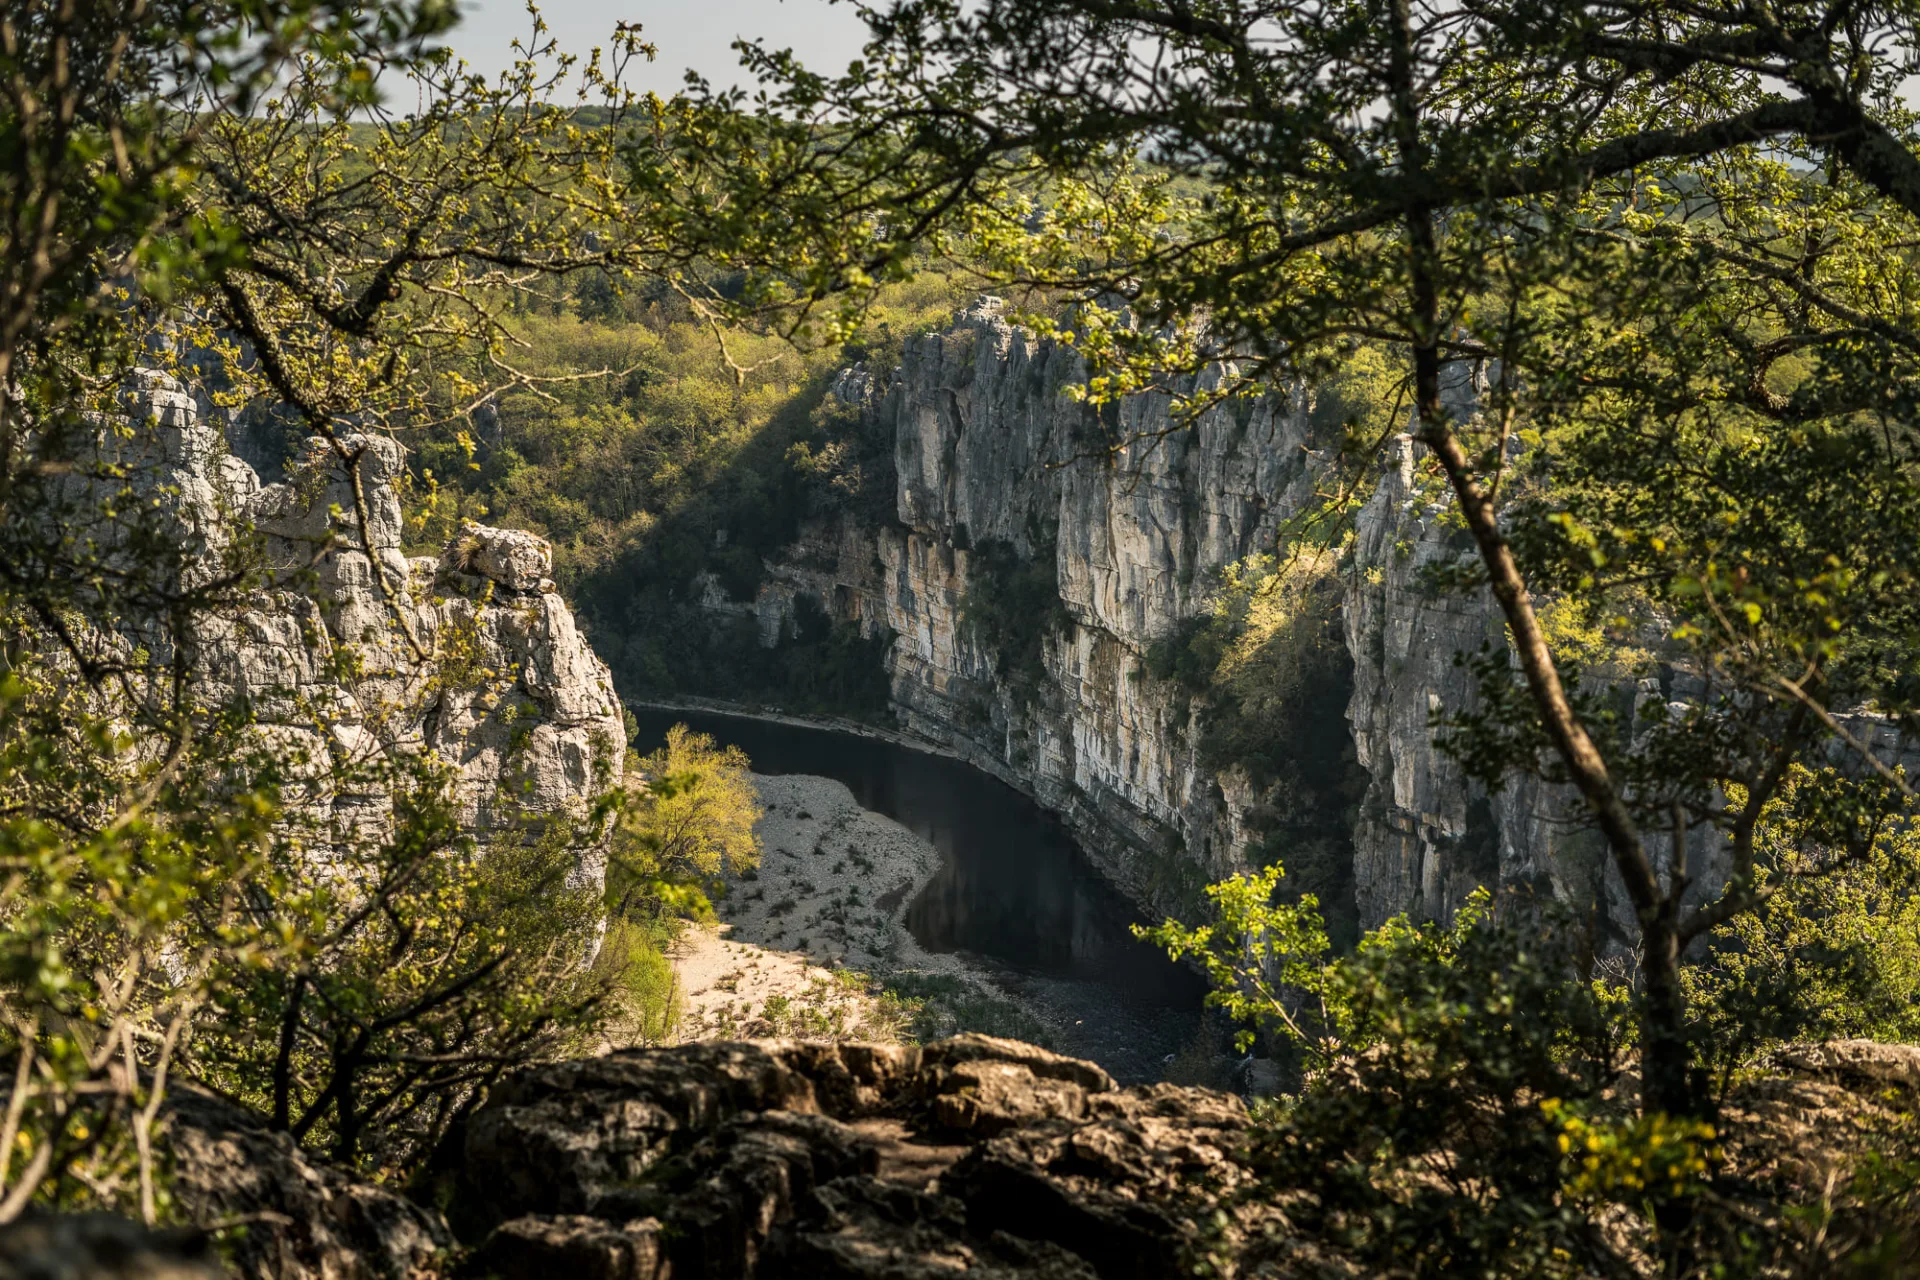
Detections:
[719, 302, 1920, 939]
[717, 300, 1617, 932]
[114, 374, 624, 878]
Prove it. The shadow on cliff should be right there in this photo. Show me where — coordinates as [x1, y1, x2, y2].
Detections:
[1146, 564, 1370, 949]
[569, 355, 902, 717]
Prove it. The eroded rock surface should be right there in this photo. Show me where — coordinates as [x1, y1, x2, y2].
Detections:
[455, 1036, 1254, 1279]
[164, 1086, 450, 1280]
[103, 376, 624, 878]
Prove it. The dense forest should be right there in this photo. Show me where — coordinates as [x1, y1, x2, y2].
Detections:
[7, 0, 1920, 1275]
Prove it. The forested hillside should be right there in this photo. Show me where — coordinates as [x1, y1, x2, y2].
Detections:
[401, 274, 969, 711]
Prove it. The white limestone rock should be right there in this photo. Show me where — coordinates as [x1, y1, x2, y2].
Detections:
[443, 520, 554, 593]
[112, 376, 623, 889]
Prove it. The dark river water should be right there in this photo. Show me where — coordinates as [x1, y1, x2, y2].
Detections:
[627, 707, 1211, 1083]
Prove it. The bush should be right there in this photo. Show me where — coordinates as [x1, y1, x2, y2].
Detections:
[1146, 852, 1920, 1276]
[608, 724, 762, 923]
[593, 918, 682, 1046]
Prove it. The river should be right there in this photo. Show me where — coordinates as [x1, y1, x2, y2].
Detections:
[626, 707, 1212, 1083]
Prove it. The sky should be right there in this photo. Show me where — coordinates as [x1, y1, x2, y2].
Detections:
[447, 0, 873, 94]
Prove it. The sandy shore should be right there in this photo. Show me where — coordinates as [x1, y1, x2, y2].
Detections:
[670, 773, 1027, 1044]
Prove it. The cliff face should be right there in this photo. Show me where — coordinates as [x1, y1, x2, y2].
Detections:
[709, 303, 1354, 919]
[713, 304, 1625, 935]
[116, 374, 625, 878]
[1341, 434, 1611, 931]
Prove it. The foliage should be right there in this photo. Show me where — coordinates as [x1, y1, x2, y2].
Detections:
[958, 530, 1072, 696]
[195, 778, 610, 1173]
[1147, 870, 1673, 1274]
[1149, 854, 1920, 1274]
[1143, 553, 1367, 943]
[1135, 865, 1336, 1055]
[1684, 770, 1920, 1092]
[592, 918, 682, 1048]
[1229, 886, 1633, 1275]
[0, 669, 279, 1222]
[664, 0, 1920, 1124]
[1542, 1100, 1716, 1206]
[608, 724, 763, 924]
[0, 0, 751, 1213]
[405, 273, 962, 714]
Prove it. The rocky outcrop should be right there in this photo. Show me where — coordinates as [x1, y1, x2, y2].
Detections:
[7, 1036, 1913, 1278]
[107, 375, 624, 876]
[1339, 434, 1583, 928]
[442, 1034, 1920, 1280]
[163, 1085, 451, 1280]
[454, 1035, 1265, 1280]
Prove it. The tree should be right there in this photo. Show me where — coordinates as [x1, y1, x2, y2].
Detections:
[191, 768, 613, 1171]
[656, 0, 1920, 1122]
[609, 723, 762, 921]
[0, 0, 731, 1214]
[0, 0, 462, 1219]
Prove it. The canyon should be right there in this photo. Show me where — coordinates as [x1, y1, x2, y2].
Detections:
[701, 300, 1626, 940]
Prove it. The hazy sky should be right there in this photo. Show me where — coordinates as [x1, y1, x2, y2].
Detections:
[448, 0, 873, 93]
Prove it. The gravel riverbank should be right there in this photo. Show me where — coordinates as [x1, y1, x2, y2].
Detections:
[670, 773, 1042, 1044]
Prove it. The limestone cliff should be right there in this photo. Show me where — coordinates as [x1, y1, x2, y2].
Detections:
[115, 373, 625, 877]
[723, 300, 1355, 920]
[701, 303, 1604, 935]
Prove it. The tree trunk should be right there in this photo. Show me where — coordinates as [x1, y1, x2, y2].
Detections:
[1639, 910, 1697, 1118]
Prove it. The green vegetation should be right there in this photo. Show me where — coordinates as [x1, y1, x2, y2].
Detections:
[408, 276, 967, 715]
[599, 723, 768, 1042]
[593, 919, 683, 1048]
[609, 723, 763, 921]
[0, 0, 830, 1216]
[15, 0, 1920, 1271]
[876, 970, 1053, 1047]
[958, 526, 1074, 697]
[1143, 553, 1369, 943]
[1143, 855, 1920, 1273]
[1683, 767, 1920, 1089]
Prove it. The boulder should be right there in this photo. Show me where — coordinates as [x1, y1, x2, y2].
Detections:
[163, 1085, 450, 1280]
[0, 1214, 218, 1280]
[1773, 1039, 1920, 1091]
[442, 523, 552, 594]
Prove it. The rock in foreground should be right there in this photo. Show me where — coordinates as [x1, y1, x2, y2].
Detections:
[455, 1035, 1258, 1279]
